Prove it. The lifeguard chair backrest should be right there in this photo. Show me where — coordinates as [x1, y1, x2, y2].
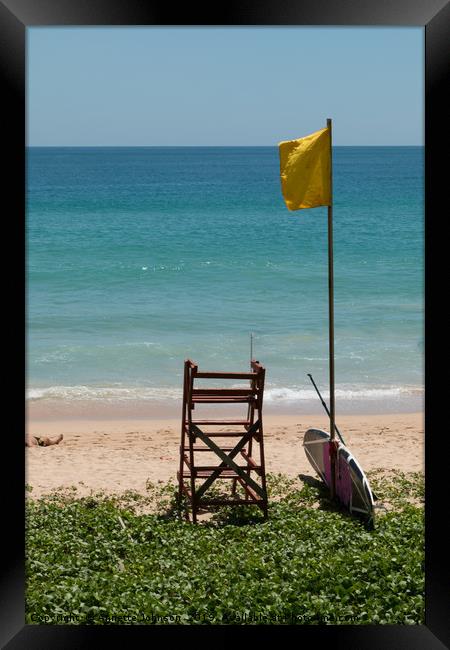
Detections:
[183, 359, 265, 410]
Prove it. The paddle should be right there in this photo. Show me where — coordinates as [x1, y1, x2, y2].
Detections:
[307, 373, 346, 445]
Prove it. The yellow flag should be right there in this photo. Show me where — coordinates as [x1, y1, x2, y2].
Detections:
[279, 127, 331, 211]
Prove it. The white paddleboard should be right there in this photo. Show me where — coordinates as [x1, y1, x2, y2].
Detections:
[303, 428, 375, 523]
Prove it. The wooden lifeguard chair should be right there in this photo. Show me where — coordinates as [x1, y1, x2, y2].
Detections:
[177, 359, 268, 522]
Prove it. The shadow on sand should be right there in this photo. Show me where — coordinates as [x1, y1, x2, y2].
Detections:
[155, 475, 373, 529]
[298, 473, 374, 529]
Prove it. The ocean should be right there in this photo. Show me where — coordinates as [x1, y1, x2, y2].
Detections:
[26, 146, 424, 415]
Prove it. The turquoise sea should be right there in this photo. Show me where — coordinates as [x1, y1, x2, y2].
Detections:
[26, 146, 424, 413]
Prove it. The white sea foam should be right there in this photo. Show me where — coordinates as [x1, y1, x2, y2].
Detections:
[26, 384, 423, 403]
[27, 388, 49, 400]
[26, 385, 181, 402]
[264, 385, 423, 403]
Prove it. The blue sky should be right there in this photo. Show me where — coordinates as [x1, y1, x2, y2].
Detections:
[27, 27, 423, 146]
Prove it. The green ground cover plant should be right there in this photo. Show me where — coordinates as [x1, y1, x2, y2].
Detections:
[26, 470, 424, 625]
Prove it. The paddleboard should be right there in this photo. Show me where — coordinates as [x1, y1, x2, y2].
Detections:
[303, 428, 375, 523]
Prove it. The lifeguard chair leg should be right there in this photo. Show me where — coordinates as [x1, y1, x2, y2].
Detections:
[177, 361, 189, 507]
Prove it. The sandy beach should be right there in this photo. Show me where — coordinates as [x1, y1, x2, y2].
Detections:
[26, 411, 424, 500]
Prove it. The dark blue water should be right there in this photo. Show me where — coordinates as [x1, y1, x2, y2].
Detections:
[26, 146, 424, 410]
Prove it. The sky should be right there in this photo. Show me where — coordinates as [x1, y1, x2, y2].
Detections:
[27, 27, 423, 146]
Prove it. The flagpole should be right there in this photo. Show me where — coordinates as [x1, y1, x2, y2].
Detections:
[278, 120, 337, 499]
[327, 117, 336, 501]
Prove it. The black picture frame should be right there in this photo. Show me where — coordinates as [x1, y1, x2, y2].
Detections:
[2, 0, 449, 647]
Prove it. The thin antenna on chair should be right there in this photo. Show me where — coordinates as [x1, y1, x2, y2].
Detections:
[250, 332, 254, 364]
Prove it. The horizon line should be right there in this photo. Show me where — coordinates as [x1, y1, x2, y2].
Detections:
[27, 144, 424, 148]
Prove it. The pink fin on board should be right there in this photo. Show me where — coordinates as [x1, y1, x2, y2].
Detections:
[323, 441, 352, 507]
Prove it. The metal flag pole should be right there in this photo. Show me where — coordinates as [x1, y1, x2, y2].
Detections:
[278, 118, 337, 501]
[327, 117, 337, 501]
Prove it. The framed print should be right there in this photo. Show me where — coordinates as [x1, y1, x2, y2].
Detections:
[1, 0, 449, 647]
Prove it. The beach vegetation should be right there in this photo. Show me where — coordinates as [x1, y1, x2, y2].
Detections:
[25, 470, 424, 625]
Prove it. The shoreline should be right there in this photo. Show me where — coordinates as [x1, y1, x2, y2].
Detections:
[27, 392, 424, 422]
[26, 411, 424, 500]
